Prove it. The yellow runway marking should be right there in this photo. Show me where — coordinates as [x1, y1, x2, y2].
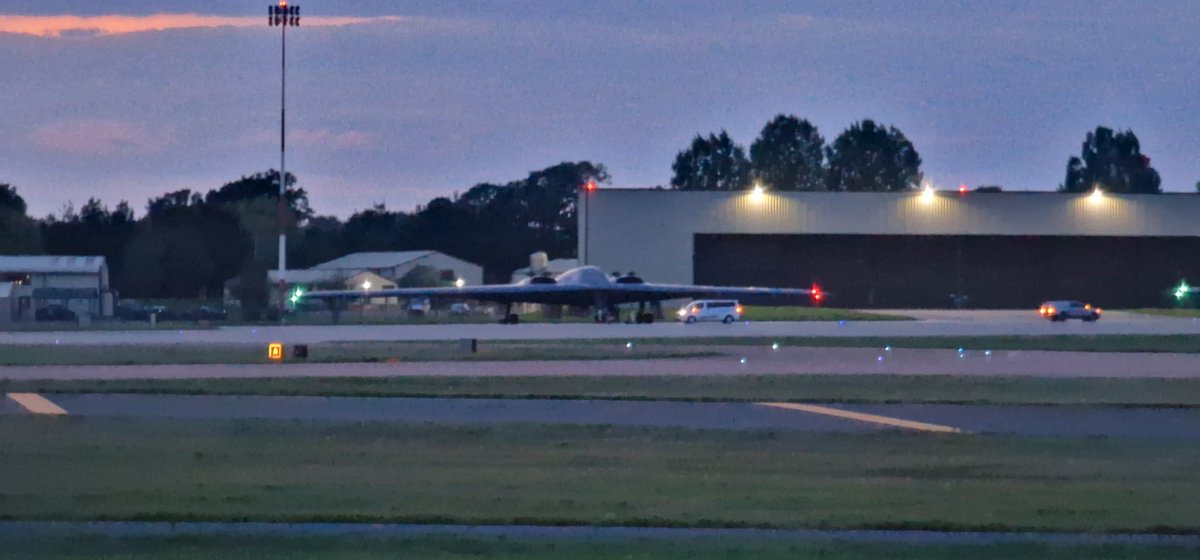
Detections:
[6, 393, 68, 415]
[759, 402, 963, 433]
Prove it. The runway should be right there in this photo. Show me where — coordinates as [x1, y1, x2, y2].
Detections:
[9, 393, 1198, 439]
[2, 310, 1200, 346]
[5, 346, 1200, 380]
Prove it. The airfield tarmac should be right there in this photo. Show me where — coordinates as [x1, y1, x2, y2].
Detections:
[3, 310, 1200, 346]
[7, 393, 1197, 440]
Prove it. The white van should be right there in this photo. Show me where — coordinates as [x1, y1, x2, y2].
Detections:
[677, 300, 744, 324]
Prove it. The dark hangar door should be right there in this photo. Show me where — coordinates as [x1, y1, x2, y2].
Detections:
[694, 234, 1200, 308]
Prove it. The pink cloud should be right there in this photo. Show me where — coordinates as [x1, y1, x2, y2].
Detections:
[31, 119, 174, 157]
[0, 13, 406, 38]
[237, 128, 377, 151]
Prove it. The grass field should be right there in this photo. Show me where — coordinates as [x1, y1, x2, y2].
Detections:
[3, 334, 1200, 366]
[642, 334, 1200, 353]
[8, 374, 1200, 406]
[0, 341, 717, 366]
[1, 418, 1197, 534]
[1127, 308, 1200, 318]
[4, 534, 1196, 560]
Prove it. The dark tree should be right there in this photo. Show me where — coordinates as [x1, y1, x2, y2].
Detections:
[131, 201, 251, 298]
[42, 198, 136, 279]
[146, 190, 201, 215]
[749, 114, 825, 191]
[232, 258, 269, 321]
[975, 185, 1004, 193]
[290, 215, 345, 269]
[825, 120, 922, 192]
[0, 183, 28, 214]
[0, 184, 41, 254]
[204, 170, 311, 218]
[670, 131, 752, 191]
[1060, 127, 1161, 194]
[442, 161, 606, 281]
[340, 204, 406, 253]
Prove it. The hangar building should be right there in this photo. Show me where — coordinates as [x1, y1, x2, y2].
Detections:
[0, 255, 114, 320]
[578, 189, 1200, 308]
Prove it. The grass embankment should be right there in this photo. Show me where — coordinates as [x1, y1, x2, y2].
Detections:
[6, 534, 1196, 560]
[3, 334, 1200, 366]
[1127, 308, 1200, 318]
[1, 418, 1197, 534]
[7, 375, 1200, 407]
[0, 341, 717, 366]
[643, 334, 1200, 353]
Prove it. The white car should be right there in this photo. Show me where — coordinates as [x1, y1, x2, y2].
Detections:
[677, 300, 744, 324]
[1039, 300, 1102, 322]
[449, 303, 471, 315]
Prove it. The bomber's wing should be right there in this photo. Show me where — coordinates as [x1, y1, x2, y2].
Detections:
[599, 283, 822, 305]
[303, 283, 597, 306]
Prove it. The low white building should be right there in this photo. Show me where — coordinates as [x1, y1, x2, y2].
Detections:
[309, 251, 483, 287]
[265, 251, 483, 307]
[0, 255, 114, 319]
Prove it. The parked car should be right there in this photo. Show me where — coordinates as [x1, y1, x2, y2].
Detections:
[1039, 300, 1102, 322]
[408, 298, 431, 317]
[677, 299, 744, 324]
[449, 303, 471, 316]
[35, 304, 77, 322]
[115, 302, 151, 321]
[188, 306, 228, 321]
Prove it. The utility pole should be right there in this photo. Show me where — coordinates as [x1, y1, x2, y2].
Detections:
[268, 1, 299, 318]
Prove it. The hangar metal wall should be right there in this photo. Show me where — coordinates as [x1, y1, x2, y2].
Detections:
[695, 234, 1200, 308]
[579, 190, 1200, 303]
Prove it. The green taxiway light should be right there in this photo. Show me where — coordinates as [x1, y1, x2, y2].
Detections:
[1175, 281, 1190, 300]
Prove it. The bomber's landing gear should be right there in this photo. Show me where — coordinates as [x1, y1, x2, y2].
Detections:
[633, 302, 654, 324]
[499, 304, 520, 324]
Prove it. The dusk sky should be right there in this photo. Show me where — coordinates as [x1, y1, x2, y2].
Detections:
[3, 1, 1199, 218]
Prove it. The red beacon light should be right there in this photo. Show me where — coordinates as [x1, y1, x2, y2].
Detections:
[958, 184, 968, 194]
[584, 179, 598, 192]
[810, 284, 825, 303]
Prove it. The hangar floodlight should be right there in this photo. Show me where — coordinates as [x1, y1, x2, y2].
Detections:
[1090, 187, 1104, 201]
[455, 278, 466, 288]
[361, 280, 372, 291]
[920, 183, 935, 202]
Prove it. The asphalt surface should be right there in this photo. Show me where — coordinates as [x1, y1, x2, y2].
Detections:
[3, 521, 1198, 546]
[6, 346, 1200, 380]
[3, 310, 1200, 345]
[11, 394, 1199, 439]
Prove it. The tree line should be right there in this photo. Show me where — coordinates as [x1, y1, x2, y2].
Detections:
[671, 115, 1168, 195]
[0, 162, 605, 310]
[0, 117, 1183, 309]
